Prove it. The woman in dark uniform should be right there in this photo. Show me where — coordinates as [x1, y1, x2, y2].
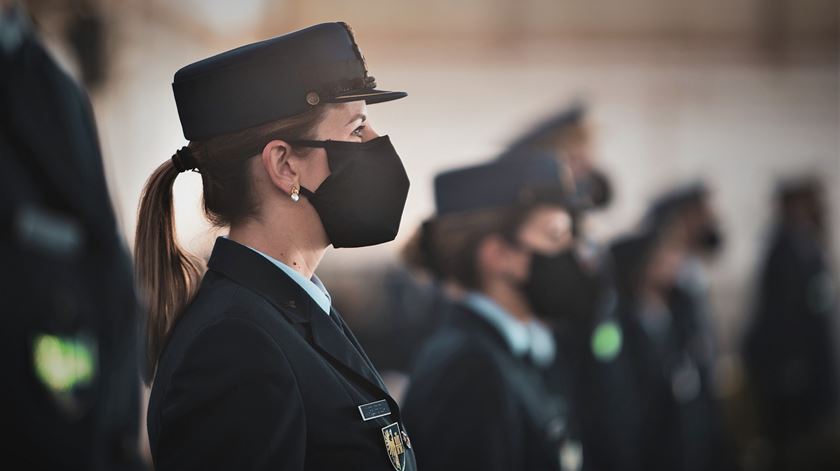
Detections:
[401, 156, 583, 471]
[135, 23, 415, 471]
[579, 223, 734, 471]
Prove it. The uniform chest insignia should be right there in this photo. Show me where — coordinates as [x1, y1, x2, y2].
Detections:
[382, 422, 406, 471]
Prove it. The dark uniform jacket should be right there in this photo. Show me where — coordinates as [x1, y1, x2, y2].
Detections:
[403, 303, 571, 471]
[1, 24, 143, 470]
[744, 224, 839, 449]
[578, 290, 733, 471]
[147, 237, 417, 471]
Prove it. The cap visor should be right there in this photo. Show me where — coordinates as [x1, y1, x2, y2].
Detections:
[530, 186, 592, 214]
[331, 89, 407, 104]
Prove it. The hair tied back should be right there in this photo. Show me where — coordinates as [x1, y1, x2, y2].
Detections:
[171, 146, 199, 173]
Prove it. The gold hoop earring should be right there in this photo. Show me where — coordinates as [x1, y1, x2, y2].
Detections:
[290, 185, 300, 202]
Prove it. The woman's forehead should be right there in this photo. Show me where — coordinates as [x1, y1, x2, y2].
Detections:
[329, 100, 368, 122]
[527, 206, 571, 226]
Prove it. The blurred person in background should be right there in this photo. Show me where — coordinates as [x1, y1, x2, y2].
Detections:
[499, 103, 619, 471]
[499, 101, 616, 386]
[401, 156, 584, 471]
[743, 177, 840, 471]
[578, 212, 736, 471]
[500, 102, 612, 212]
[643, 183, 735, 471]
[137, 23, 416, 470]
[499, 103, 614, 337]
[0, 0, 144, 469]
[644, 183, 725, 375]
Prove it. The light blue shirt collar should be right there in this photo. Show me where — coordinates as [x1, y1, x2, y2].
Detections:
[0, 3, 30, 54]
[229, 239, 332, 315]
[463, 293, 556, 368]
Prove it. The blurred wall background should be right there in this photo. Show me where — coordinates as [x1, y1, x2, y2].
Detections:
[27, 0, 838, 401]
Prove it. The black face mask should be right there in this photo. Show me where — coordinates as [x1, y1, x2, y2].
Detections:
[576, 169, 613, 209]
[695, 225, 723, 255]
[523, 249, 598, 320]
[523, 249, 580, 317]
[289, 136, 410, 248]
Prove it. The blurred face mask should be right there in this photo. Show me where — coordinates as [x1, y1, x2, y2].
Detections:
[575, 169, 612, 209]
[289, 136, 410, 248]
[523, 249, 582, 319]
[695, 224, 723, 256]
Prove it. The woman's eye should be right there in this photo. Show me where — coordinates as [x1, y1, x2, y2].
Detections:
[351, 125, 365, 137]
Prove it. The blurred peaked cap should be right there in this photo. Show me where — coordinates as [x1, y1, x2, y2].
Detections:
[172, 22, 406, 140]
[499, 102, 587, 159]
[434, 156, 577, 216]
[775, 175, 823, 201]
[644, 181, 710, 227]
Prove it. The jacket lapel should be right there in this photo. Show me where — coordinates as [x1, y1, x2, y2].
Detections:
[308, 308, 388, 392]
[332, 308, 385, 383]
[206, 237, 389, 396]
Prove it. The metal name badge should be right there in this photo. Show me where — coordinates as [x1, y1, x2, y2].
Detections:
[358, 399, 391, 421]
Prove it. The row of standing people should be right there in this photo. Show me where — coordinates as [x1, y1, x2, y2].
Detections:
[382, 103, 838, 471]
[387, 103, 736, 471]
[4, 7, 837, 469]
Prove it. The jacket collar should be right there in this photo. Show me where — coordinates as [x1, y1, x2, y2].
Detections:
[207, 237, 314, 323]
[206, 237, 389, 395]
[458, 294, 556, 368]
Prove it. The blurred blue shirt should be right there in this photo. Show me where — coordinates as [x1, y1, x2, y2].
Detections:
[463, 292, 555, 367]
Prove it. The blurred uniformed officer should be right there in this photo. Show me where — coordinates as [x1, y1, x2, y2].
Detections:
[500, 103, 614, 330]
[641, 183, 733, 471]
[744, 177, 839, 471]
[137, 23, 416, 470]
[500, 103, 612, 211]
[0, 1, 144, 468]
[579, 219, 735, 471]
[645, 183, 724, 360]
[402, 157, 584, 471]
[577, 228, 684, 471]
[499, 103, 616, 471]
[498, 103, 615, 380]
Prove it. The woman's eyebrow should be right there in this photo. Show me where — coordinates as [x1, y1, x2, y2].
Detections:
[346, 113, 367, 126]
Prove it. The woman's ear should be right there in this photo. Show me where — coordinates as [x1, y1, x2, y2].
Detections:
[260, 139, 298, 196]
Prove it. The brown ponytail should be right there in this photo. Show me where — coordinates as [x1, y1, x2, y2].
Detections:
[135, 158, 205, 383]
[135, 106, 327, 383]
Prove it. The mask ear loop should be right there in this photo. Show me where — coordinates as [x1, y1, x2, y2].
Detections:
[285, 140, 328, 200]
[287, 140, 328, 148]
[297, 186, 317, 200]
